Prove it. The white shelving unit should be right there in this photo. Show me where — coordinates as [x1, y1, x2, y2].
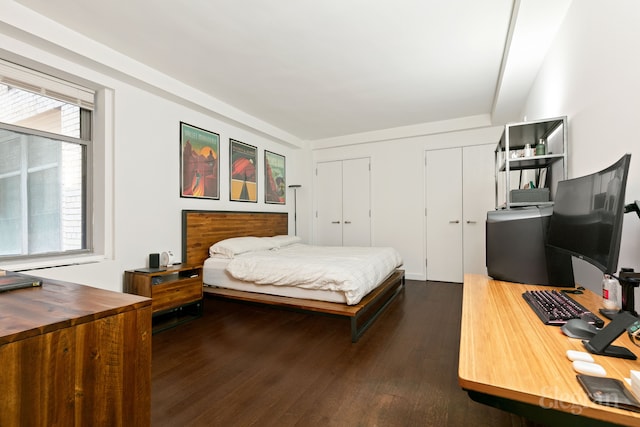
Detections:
[495, 116, 568, 209]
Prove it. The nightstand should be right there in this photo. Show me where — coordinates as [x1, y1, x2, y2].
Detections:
[124, 264, 203, 333]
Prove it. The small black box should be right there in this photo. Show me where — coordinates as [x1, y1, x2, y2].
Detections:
[149, 253, 160, 269]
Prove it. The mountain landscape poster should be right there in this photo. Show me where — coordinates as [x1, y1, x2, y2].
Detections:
[265, 150, 285, 204]
[180, 122, 219, 199]
[230, 139, 257, 202]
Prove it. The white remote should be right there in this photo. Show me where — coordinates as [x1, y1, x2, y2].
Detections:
[572, 360, 607, 377]
[566, 350, 595, 363]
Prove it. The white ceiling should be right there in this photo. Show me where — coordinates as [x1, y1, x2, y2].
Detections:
[12, 0, 572, 142]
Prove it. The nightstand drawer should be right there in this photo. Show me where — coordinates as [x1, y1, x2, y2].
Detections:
[152, 278, 202, 312]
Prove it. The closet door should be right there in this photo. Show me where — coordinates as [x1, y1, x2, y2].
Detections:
[462, 144, 495, 276]
[315, 158, 371, 247]
[342, 158, 371, 246]
[315, 161, 343, 246]
[426, 148, 463, 282]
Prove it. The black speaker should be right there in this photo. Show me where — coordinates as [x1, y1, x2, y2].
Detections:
[149, 253, 160, 269]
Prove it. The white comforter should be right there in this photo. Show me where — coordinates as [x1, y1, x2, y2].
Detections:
[225, 244, 403, 305]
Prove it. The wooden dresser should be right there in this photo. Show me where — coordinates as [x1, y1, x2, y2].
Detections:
[0, 272, 152, 426]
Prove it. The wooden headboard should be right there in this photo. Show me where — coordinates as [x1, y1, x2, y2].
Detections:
[182, 210, 288, 266]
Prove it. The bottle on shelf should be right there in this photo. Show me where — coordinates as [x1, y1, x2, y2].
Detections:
[535, 138, 547, 155]
[524, 143, 534, 157]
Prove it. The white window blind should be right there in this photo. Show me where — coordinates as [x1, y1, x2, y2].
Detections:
[0, 59, 94, 110]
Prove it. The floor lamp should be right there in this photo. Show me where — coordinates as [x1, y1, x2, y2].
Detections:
[288, 184, 301, 235]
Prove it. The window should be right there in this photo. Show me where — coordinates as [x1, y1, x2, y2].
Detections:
[0, 62, 94, 261]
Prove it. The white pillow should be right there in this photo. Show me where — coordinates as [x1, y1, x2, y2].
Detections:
[209, 236, 276, 258]
[267, 235, 302, 248]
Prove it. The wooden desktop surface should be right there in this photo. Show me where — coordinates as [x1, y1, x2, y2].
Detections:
[459, 274, 640, 425]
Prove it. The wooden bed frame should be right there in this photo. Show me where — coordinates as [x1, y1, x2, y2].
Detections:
[181, 210, 405, 342]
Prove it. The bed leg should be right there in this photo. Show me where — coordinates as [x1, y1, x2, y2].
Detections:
[351, 318, 358, 343]
[350, 273, 405, 343]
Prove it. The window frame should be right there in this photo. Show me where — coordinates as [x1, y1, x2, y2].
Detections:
[0, 59, 102, 267]
[0, 118, 93, 261]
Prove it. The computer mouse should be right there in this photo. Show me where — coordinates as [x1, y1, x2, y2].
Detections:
[572, 360, 607, 377]
[561, 318, 599, 339]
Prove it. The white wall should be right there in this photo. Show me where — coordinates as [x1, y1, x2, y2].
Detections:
[110, 83, 307, 269]
[312, 124, 502, 280]
[521, 0, 640, 306]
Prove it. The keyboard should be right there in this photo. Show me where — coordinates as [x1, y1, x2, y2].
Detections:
[522, 290, 605, 328]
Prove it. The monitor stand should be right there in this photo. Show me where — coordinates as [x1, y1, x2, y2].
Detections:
[619, 272, 640, 317]
[600, 308, 621, 320]
[583, 311, 638, 360]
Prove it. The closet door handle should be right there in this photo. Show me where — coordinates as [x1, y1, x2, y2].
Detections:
[331, 221, 341, 224]
[449, 220, 460, 224]
[344, 221, 352, 224]
[466, 220, 477, 224]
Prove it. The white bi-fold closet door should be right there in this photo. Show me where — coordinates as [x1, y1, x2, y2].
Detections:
[315, 157, 371, 247]
[425, 144, 495, 283]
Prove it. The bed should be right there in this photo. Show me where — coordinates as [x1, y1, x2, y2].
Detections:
[181, 210, 405, 342]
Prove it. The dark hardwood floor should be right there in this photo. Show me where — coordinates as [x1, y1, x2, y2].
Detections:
[151, 280, 530, 426]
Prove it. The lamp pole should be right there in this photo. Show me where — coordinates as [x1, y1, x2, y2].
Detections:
[288, 185, 301, 235]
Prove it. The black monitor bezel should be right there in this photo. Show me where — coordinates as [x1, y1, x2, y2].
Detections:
[546, 154, 631, 275]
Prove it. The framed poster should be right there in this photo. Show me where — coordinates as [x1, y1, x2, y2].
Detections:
[264, 150, 286, 204]
[230, 139, 257, 202]
[180, 122, 220, 199]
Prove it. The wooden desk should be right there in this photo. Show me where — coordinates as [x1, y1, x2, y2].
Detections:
[459, 274, 640, 426]
[0, 273, 152, 426]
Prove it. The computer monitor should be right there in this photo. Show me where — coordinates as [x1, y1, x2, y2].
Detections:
[546, 153, 631, 277]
